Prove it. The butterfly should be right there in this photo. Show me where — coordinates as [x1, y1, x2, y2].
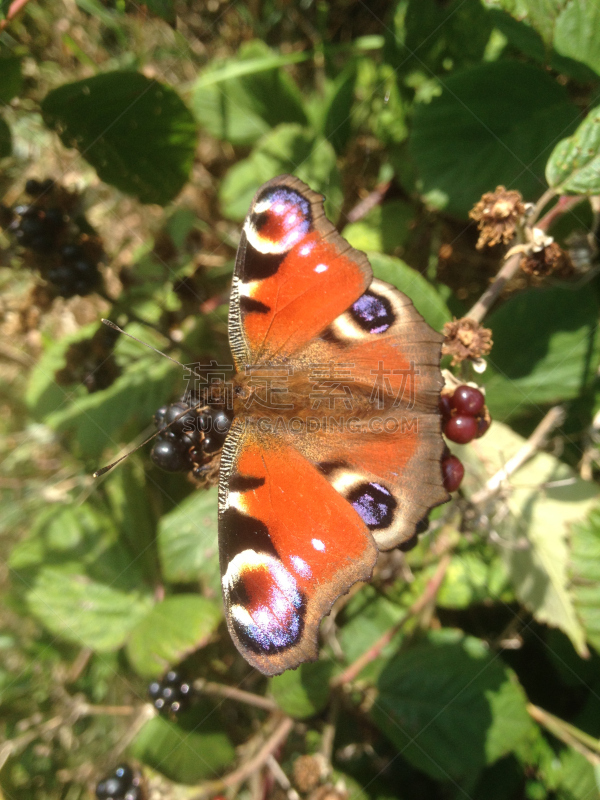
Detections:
[213, 175, 448, 676]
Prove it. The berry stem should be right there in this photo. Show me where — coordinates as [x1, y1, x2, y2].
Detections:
[330, 554, 451, 687]
[470, 405, 566, 505]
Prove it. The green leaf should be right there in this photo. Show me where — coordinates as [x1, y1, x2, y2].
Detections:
[26, 566, 153, 652]
[460, 422, 599, 655]
[0, 57, 22, 104]
[385, 0, 493, 75]
[342, 200, 414, 256]
[270, 660, 334, 719]
[126, 595, 222, 677]
[131, 712, 235, 783]
[0, 116, 10, 158]
[219, 124, 341, 221]
[142, 0, 175, 24]
[482, 285, 600, 420]
[437, 550, 511, 609]
[409, 61, 580, 217]
[41, 71, 197, 205]
[570, 507, 600, 653]
[372, 630, 533, 783]
[158, 488, 220, 592]
[322, 66, 357, 155]
[481, 0, 567, 48]
[553, 0, 600, 77]
[546, 106, 600, 195]
[191, 40, 307, 146]
[554, 747, 600, 800]
[44, 355, 179, 460]
[367, 253, 451, 332]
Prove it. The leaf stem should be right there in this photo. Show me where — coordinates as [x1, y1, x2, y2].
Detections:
[527, 703, 600, 765]
[330, 554, 451, 687]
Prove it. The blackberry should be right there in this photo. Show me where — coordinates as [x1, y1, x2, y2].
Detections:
[151, 401, 232, 473]
[151, 434, 191, 472]
[95, 763, 143, 800]
[148, 670, 192, 716]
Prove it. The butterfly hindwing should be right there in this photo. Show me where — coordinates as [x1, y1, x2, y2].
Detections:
[218, 418, 377, 676]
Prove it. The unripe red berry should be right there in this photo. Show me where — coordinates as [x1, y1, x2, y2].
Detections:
[444, 414, 478, 444]
[442, 454, 464, 492]
[451, 385, 485, 416]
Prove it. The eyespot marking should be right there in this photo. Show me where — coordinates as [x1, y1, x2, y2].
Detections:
[348, 482, 397, 530]
[245, 187, 312, 255]
[350, 290, 394, 334]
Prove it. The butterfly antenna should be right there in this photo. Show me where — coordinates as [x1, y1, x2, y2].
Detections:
[93, 401, 209, 478]
[101, 319, 186, 369]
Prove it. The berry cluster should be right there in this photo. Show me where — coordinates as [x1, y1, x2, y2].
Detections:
[440, 385, 490, 444]
[151, 400, 231, 476]
[148, 670, 192, 716]
[1, 178, 103, 299]
[440, 384, 491, 493]
[95, 764, 143, 800]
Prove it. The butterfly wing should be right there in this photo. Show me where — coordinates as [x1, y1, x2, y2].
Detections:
[229, 175, 372, 368]
[218, 418, 377, 676]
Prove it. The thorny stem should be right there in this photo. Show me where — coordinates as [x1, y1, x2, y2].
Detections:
[470, 405, 566, 505]
[330, 554, 451, 687]
[189, 715, 294, 800]
[527, 704, 600, 766]
[0, 0, 32, 30]
[193, 679, 278, 711]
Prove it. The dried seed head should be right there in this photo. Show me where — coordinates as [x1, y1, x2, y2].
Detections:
[293, 755, 323, 793]
[442, 317, 493, 366]
[520, 241, 574, 278]
[469, 186, 526, 250]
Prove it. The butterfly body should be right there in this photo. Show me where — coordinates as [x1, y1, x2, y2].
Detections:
[219, 175, 448, 676]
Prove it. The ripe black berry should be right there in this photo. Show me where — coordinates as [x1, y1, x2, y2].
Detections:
[151, 435, 190, 472]
[95, 763, 142, 800]
[442, 454, 465, 492]
[444, 414, 478, 444]
[451, 385, 485, 416]
[148, 670, 192, 715]
[164, 401, 196, 434]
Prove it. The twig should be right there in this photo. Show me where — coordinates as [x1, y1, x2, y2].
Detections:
[330, 554, 451, 687]
[0, 0, 32, 30]
[529, 188, 557, 228]
[527, 703, 600, 766]
[193, 679, 278, 712]
[189, 716, 294, 800]
[537, 195, 587, 232]
[466, 252, 521, 323]
[470, 405, 566, 505]
[345, 181, 392, 224]
[266, 755, 301, 800]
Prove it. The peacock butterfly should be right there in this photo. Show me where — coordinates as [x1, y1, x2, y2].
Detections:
[216, 175, 448, 676]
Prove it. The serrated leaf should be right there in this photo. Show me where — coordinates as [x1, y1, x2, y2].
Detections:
[27, 566, 153, 651]
[570, 507, 600, 653]
[553, 0, 600, 77]
[131, 712, 235, 783]
[41, 71, 197, 205]
[44, 355, 179, 460]
[0, 57, 22, 104]
[372, 630, 533, 783]
[409, 61, 579, 217]
[219, 124, 340, 221]
[192, 40, 307, 146]
[270, 660, 334, 719]
[367, 253, 451, 332]
[126, 595, 222, 677]
[482, 285, 600, 420]
[546, 105, 600, 195]
[437, 551, 511, 609]
[481, 0, 568, 47]
[158, 488, 219, 592]
[462, 422, 599, 655]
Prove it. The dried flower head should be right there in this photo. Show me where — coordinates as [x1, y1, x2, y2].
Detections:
[293, 755, 323, 793]
[520, 241, 574, 278]
[469, 186, 526, 250]
[442, 317, 493, 366]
